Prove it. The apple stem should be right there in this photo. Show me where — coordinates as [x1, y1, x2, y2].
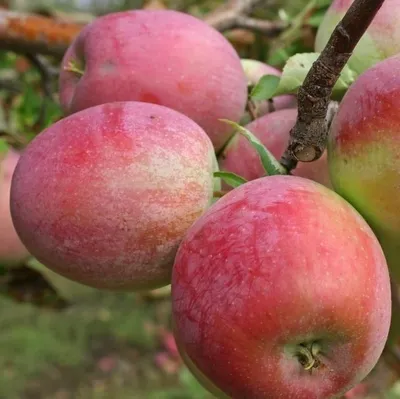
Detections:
[295, 342, 321, 371]
[246, 98, 258, 121]
[213, 190, 229, 198]
[280, 0, 387, 171]
[64, 60, 84, 76]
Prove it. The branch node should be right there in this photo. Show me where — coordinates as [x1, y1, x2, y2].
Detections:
[280, 0, 386, 171]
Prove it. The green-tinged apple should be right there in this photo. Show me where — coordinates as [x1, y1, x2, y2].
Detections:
[315, 0, 400, 75]
[219, 109, 331, 190]
[172, 175, 391, 399]
[241, 59, 296, 111]
[0, 148, 30, 267]
[59, 9, 248, 151]
[328, 53, 400, 284]
[10, 101, 218, 291]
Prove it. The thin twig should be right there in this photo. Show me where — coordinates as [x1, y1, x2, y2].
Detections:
[205, 0, 287, 36]
[234, 16, 287, 36]
[0, 3, 286, 58]
[247, 99, 258, 120]
[0, 79, 22, 93]
[205, 0, 266, 26]
[280, 0, 387, 172]
[25, 54, 58, 98]
[25, 53, 58, 126]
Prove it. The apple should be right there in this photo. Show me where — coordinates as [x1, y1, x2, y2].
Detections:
[218, 108, 332, 191]
[172, 175, 391, 399]
[0, 148, 30, 267]
[327, 53, 400, 283]
[59, 9, 248, 151]
[10, 101, 218, 291]
[315, 0, 400, 75]
[241, 59, 297, 111]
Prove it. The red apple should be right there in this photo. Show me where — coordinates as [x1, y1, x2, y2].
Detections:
[0, 148, 30, 267]
[59, 9, 248, 151]
[10, 101, 218, 291]
[172, 175, 391, 399]
[218, 109, 332, 190]
[327, 53, 400, 283]
[315, 0, 400, 75]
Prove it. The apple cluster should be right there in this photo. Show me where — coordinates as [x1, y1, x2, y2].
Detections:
[3, 5, 400, 399]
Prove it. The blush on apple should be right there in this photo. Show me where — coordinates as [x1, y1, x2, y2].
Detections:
[172, 175, 391, 399]
[218, 108, 332, 191]
[59, 9, 248, 152]
[0, 148, 30, 267]
[315, 0, 400, 75]
[10, 101, 218, 291]
[327, 53, 400, 284]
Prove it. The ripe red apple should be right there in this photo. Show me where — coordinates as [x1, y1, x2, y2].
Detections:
[10, 101, 218, 291]
[218, 109, 332, 190]
[315, 0, 400, 75]
[327, 53, 400, 283]
[172, 175, 391, 399]
[241, 59, 297, 111]
[0, 148, 30, 267]
[59, 9, 248, 151]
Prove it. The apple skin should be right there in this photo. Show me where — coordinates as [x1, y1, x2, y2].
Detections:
[59, 9, 248, 152]
[327, 53, 400, 283]
[10, 101, 218, 291]
[0, 148, 30, 267]
[218, 109, 332, 191]
[171, 175, 391, 399]
[241, 59, 297, 111]
[315, 0, 400, 75]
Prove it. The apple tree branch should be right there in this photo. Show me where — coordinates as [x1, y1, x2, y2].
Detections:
[205, 0, 287, 36]
[0, 2, 286, 59]
[280, 0, 387, 172]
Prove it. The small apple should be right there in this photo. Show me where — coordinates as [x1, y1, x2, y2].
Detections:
[59, 9, 248, 151]
[315, 0, 400, 75]
[0, 148, 30, 267]
[172, 175, 391, 399]
[10, 101, 218, 291]
[241, 59, 297, 112]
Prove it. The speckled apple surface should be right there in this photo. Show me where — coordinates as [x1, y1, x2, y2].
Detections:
[328, 53, 400, 282]
[172, 175, 391, 399]
[10, 101, 218, 291]
[59, 10, 248, 151]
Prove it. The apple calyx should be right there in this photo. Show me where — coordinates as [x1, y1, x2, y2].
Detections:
[295, 342, 322, 371]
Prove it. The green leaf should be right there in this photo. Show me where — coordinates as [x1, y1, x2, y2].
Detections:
[219, 120, 287, 176]
[214, 171, 247, 188]
[250, 75, 281, 101]
[274, 53, 357, 100]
